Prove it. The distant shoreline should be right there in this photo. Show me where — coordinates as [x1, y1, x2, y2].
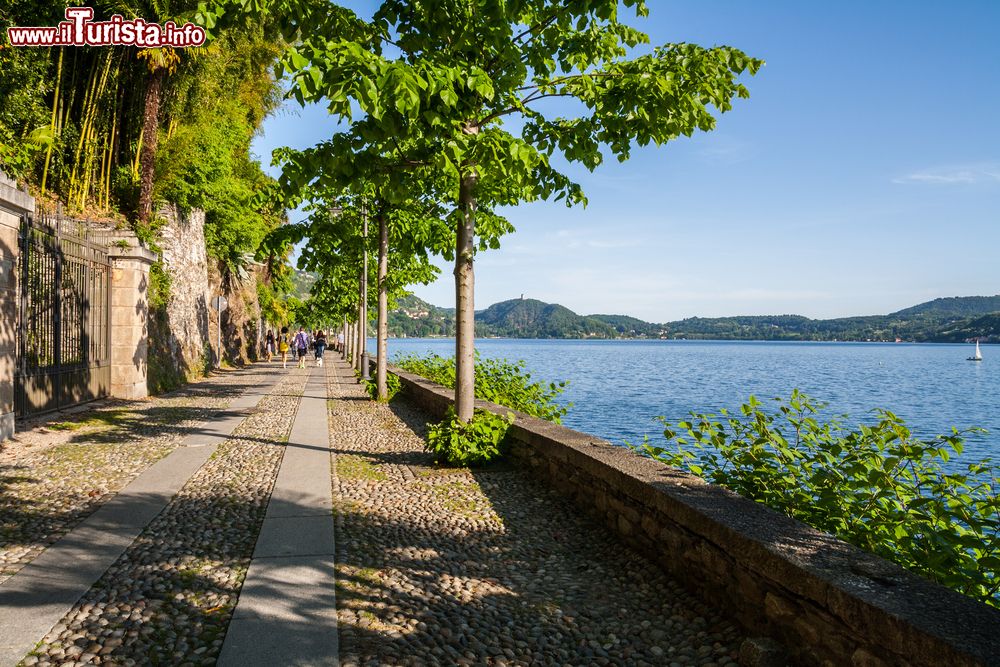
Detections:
[388, 294, 1000, 344]
[385, 336, 991, 345]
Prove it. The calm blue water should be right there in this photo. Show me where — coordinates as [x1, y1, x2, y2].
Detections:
[377, 338, 1000, 464]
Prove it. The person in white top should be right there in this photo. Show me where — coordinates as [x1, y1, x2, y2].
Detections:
[293, 327, 310, 369]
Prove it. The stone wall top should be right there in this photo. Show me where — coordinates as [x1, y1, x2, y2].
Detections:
[107, 245, 158, 265]
[0, 170, 34, 216]
[388, 365, 1000, 667]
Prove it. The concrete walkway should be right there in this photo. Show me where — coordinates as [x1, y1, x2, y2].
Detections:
[0, 369, 284, 667]
[218, 365, 339, 666]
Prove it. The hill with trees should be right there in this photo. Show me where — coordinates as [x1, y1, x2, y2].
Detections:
[475, 299, 615, 339]
[389, 295, 455, 338]
[891, 296, 1000, 318]
[386, 295, 1000, 342]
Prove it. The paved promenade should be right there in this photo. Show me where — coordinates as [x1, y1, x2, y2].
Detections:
[0, 358, 745, 666]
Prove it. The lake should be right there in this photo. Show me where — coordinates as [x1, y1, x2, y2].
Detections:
[378, 338, 999, 464]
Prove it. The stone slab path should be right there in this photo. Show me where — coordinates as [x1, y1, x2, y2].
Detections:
[0, 367, 286, 667]
[218, 366, 339, 667]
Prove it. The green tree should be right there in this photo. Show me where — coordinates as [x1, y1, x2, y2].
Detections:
[260, 185, 446, 385]
[268, 0, 762, 421]
[275, 135, 487, 397]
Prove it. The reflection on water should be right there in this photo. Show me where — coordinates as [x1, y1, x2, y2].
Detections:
[382, 338, 999, 463]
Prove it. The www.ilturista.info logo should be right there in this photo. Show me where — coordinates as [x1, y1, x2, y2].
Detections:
[6, 7, 206, 47]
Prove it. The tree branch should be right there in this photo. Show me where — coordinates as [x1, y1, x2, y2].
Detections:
[485, 8, 562, 74]
[517, 71, 621, 92]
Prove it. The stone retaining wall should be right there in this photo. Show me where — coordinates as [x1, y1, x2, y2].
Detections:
[0, 172, 30, 440]
[155, 204, 212, 386]
[388, 366, 1000, 667]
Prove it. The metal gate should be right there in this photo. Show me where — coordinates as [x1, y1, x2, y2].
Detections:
[15, 212, 112, 416]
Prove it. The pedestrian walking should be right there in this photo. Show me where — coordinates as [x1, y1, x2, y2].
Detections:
[314, 330, 327, 367]
[336, 331, 345, 354]
[279, 326, 290, 368]
[293, 326, 310, 369]
[265, 329, 275, 362]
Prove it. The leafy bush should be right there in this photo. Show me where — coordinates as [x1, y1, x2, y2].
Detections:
[393, 352, 454, 387]
[426, 408, 514, 467]
[363, 373, 401, 402]
[637, 390, 1000, 608]
[394, 352, 569, 423]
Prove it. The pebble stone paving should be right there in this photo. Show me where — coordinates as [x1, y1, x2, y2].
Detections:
[328, 362, 747, 667]
[0, 368, 267, 584]
[18, 368, 309, 667]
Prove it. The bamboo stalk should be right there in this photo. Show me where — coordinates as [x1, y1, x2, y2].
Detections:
[78, 50, 114, 210]
[68, 56, 99, 206]
[132, 125, 143, 179]
[103, 80, 119, 211]
[101, 56, 121, 210]
[40, 47, 64, 199]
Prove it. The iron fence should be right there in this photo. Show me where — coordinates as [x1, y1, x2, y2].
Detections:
[15, 211, 112, 416]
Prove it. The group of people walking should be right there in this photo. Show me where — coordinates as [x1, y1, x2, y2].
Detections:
[264, 326, 346, 369]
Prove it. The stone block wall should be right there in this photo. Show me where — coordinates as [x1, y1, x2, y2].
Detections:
[0, 212, 18, 440]
[0, 172, 32, 440]
[389, 366, 1000, 667]
[108, 246, 156, 400]
[154, 204, 212, 386]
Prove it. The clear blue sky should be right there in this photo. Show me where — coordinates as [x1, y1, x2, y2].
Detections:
[251, 1, 1000, 322]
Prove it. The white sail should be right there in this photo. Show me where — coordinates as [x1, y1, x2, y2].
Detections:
[975, 340, 983, 360]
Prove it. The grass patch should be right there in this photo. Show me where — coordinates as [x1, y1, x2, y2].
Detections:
[416, 465, 470, 478]
[423, 480, 498, 521]
[332, 498, 364, 517]
[336, 455, 387, 482]
[48, 408, 129, 432]
[45, 442, 119, 463]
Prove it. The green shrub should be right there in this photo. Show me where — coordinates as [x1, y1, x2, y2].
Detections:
[426, 408, 514, 467]
[393, 352, 454, 386]
[394, 352, 569, 423]
[637, 390, 1000, 608]
[363, 373, 401, 402]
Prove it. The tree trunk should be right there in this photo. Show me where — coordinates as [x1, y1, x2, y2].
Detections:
[138, 67, 165, 223]
[342, 317, 348, 359]
[345, 320, 352, 362]
[454, 169, 478, 422]
[376, 212, 389, 399]
[356, 267, 365, 374]
[358, 209, 369, 377]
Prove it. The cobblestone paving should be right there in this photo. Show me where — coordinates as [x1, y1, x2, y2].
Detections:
[19, 368, 309, 667]
[328, 362, 747, 667]
[0, 369, 267, 584]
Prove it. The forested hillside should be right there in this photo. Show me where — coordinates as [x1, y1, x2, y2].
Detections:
[386, 295, 1000, 342]
[891, 296, 1000, 318]
[476, 299, 615, 338]
[388, 295, 455, 337]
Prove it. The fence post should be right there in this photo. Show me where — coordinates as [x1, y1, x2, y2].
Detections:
[0, 170, 34, 440]
[107, 244, 158, 399]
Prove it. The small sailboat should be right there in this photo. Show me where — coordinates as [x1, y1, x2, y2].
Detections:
[967, 339, 983, 361]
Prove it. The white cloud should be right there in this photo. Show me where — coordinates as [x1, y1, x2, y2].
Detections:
[893, 163, 1000, 185]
